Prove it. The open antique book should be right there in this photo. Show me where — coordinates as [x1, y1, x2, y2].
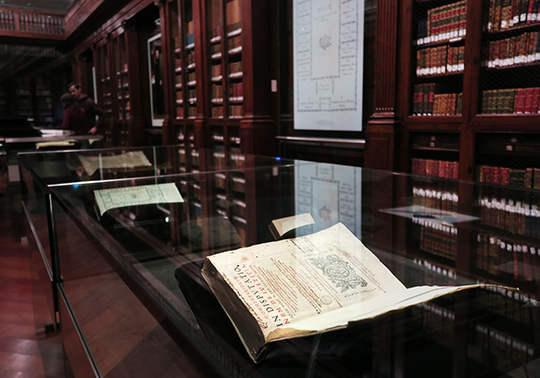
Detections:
[201, 222, 487, 363]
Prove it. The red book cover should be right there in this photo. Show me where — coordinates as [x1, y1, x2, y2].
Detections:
[528, 0, 536, 23]
[501, 167, 510, 185]
[438, 160, 446, 178]
[499, 39, 506, 64]
[430, 159, 440, 177]
[453, 161, 459, 179]
[532, 87, 540, 113]
[428, 83, 435, 115]
[486, 165, 494, 183]
[450, 93, 457, 115]
[418, 84, 425, 114]
[524, 87, 533, 113]
[419, 159, 427, 175]
[492, 166, 501, 184]
[461, 1, 468, 31]
[515, 88, 525, 113]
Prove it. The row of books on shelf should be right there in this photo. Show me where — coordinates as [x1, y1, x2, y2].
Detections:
[412, 84, 463, 116]
[411, 302, 454, 337]
[176, 105, 184, 119]
[413, 186, 459, 214]
[477, 232, 539, 282]
[229, 82, 243, 101]
[175, 58, 182, 70]
[174, 75, 182, 87]
[214, 173, 246, 193]
[212, 83, 223, 100]
[210, 43, 222, 56]
[188, 89, 197, 101]
[487, 0, 540, 31]
[211, 106, 224, 118]
[481, 87, 540, 114]
[229, 61, 243, 75]
[412, 258, 457, 286]
[483, 32, 540, 68]
[479, 192, 540, 237]
[416, 0, 467, 45]
[229, 104, 243, 118]
[411, 292, 534, 367]
[412, 158, 459, 179]
[416, 46, 465, 76]
[186, 50, 195, 66]
[176, 90, 183, 102]
[478, 165, 540, 188]
[412, 217, 458, 260]
[477, 284, 536, 326]
[226, 21, 242, 35]
[208, 27, 221, 41]
[228, 35, 242, 52]
[211, 64, 222, 78]
[474, 323, 534, 367]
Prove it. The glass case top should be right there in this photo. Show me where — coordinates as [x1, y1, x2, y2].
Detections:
[17, 145, 298, 188]
[45, 159, 540, 378]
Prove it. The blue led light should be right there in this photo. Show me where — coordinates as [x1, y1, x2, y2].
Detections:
[73, 184, 79, 189]
[276, 157, 281, 161]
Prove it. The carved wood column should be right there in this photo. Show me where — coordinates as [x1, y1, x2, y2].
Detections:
[364, 0, 401, 171]
[193, 0, 209, 149]
[124, 22, 145, 146]
[156, 0, 174, 145]
[240, 0, 275, 156]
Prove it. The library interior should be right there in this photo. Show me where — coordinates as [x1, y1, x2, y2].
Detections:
[1, 0, 540, 377]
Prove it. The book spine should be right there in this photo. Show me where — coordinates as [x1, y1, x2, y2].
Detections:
[501, 0, 513, 28]
[512, 0, 523, 26]
[496, 0, 504, 29]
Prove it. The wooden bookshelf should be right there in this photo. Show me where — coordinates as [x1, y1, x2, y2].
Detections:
[154, 0, 274, 156]
[91, 23, 145, 147]
[364, 2, 540, 374]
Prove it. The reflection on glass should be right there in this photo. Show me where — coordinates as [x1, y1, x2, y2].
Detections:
[148, 33, 165, 126]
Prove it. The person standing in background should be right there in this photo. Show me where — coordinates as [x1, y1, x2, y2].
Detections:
[60, 93, 86, 135]
[68, 82, 104, 135]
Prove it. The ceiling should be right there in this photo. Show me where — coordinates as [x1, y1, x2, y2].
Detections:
[0, 0, 74, 14]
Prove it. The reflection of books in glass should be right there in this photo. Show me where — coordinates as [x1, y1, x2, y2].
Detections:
[202, 223, 486, 363]
[179, 216, 242, 253]
[78, 151, 152, 176]
[94, 183, 183, 215]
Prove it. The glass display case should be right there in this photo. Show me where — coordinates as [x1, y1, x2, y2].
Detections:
[19, 149, 540, 378]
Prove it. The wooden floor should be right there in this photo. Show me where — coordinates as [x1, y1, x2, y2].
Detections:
[0, 176, 65, 378]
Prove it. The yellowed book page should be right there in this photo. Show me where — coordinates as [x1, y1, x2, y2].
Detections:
[205, 223, 406, 342]
[269, 213, 315, 239]
[78, 151, 152, 176]
[94, 182, 183, 215]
